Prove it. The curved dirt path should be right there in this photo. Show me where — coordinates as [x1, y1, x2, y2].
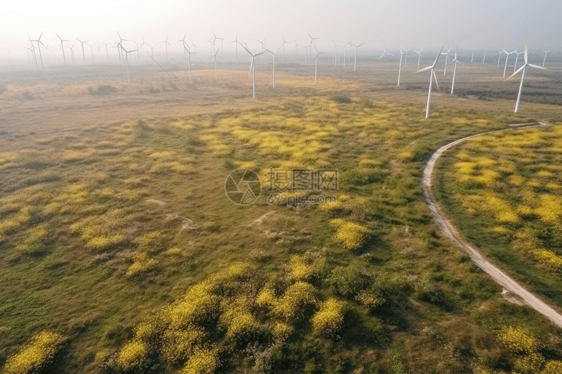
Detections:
[422, 123, 562, 329]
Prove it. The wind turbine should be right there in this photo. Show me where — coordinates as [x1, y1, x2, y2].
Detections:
[56, 33, 70, 65]
[281, 36, 289, 61]
[448, 45, 465, 95]
[441, 47, 452, 75]
[413, 48, 423, 71]
[502, 49, 515, 78]
[239, 43, 266, 99]
[212, 32, 224, 58]
[507, 41, 546, 113]
[31, 33, 46, 69]
[379, 44, 393, 60]
[482, 49, 487, 64]
[350, 41, 363, 72]
[77, 39, 88, 65]
[308, 33, 319, 60]
[418, 46, 444, 119]
[121, 46, 136, 82]
[257, 38, 267, 66]
[67, 44, 75, 65]
[471, 48, 477, 63]
[542, 49, 552, 67]
[497, 49, 503, 67]
[312, 45, 324, 84]
[265, 44, 283, 88]
[102, 42, 109, 61]
[397, 46, 406, 86]
[26, 45, 38, 69]
[513, 50, 523, 73]
[161, 35, 171, 62]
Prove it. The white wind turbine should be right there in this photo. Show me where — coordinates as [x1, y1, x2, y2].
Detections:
[482, 49, 487, 64]
[257, 38, 267, 66]
[448, 45, 465, 95]
[502, 49, 515, 78]
[56, 33, 70, 65]
[312, 45, 325, 84]
[442, 47, 452, 75]
[471, 48, 477, 63]
[161, 35, 171, 62]
[497, 49, 503, 67]
[77, 39, 88, 65]
[264, 44, 283, 88]
[239, 43, 266, 99]
[542, 49, 552, 67]
[414, 47, 423, 71]
[102, 42, 109, 61]
[31, 33, 46, 69]
[350, 41, 363, 72]
[397, 46, 407, 86]
[418, 46, 444, 119]
[121, 46, 136, 82]
[308, 33, 319, 64]
[379, 44, 393, 60]
[513, 50, 523, 73]
[179, 35, 195, 84]
[281, 36, 289, 61]
[507, 41, 546, 113]
[67, 44, 75, 65]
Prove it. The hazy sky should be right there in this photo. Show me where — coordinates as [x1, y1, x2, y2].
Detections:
[1, 0, 560, 53]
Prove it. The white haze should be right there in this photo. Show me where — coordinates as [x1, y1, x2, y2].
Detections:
[1, 0, 560, 56]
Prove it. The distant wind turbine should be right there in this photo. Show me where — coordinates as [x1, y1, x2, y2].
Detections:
[161, 35, 171, 62]
[77, 39, 88, 65]
[312, 45, 325, 84]
[414, 48, 423, 70]
[507, 41, 546, 113]
[67, 44, 75, 65]
[441, 47, 452, 75]
[265, 44, 283, 88]
[448, 45, 465, 95]
[513, 51, 523, 73]
[542, 49, 552, 67]
[482, 49, 487, 64]
[379, 44, 393, 60]
[471, 48, 477, 63]
[31, 33, 46, 69]
[502, 49, 515, 78]
[239, 43, 266, 99]
[350, 41, 363, 72]
[56, 33, 70, 65]
[397, 46, 406, 86]
[213, 48, 220, 83]
[418, 46, 444, 118]
[121, 46, 136, 82]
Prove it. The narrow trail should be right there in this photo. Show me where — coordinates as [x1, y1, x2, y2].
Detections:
[422, 122, 562, 329]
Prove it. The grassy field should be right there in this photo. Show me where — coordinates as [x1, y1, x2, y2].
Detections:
[1, 68, 562, 374]
[437, 125, 562, 308]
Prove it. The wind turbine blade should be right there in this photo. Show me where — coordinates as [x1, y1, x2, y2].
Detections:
[254, 51, 267, 57]
[238, 42, 253, 56]
[433, 71, 440, 91]
[507, 65, 525, 80]
[524, 41, 528, 64]
[433, 46, 444, 66]
[418, 65, 433, 73]
[528, 63, 546, 70]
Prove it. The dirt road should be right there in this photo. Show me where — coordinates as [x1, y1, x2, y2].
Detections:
[422, 123, 562, 329]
